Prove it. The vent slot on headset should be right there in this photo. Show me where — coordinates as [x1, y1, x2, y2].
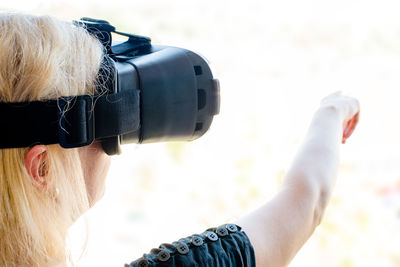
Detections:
[194, 65, 203, 75]
[195, 122, 203, 131]
[198, 89, 206, 110]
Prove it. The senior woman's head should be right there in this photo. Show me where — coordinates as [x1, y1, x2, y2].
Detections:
[0, 13, 110, 266]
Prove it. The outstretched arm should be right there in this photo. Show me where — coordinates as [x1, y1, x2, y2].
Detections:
[236, 92, 360, 267]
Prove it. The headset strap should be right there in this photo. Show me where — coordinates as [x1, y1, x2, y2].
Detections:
[74, 17, 151, 58]
[0, 89, 140, 149]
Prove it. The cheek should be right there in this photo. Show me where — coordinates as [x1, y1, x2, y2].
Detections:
[82, 147, 111, 206]
[98, 156, 111, 187]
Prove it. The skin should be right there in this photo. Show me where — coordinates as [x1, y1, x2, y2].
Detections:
[77, 140, 111, 206]
[25, 92, 359, 267]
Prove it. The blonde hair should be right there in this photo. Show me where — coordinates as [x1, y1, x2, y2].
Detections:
[0, 13, 104, 266]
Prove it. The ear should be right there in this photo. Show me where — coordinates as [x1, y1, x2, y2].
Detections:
[25, 145, 50, 191]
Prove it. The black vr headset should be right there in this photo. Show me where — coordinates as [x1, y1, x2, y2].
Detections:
[0, 18, 220, 155]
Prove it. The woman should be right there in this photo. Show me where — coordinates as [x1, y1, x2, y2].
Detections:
[0, 13, 360, 266]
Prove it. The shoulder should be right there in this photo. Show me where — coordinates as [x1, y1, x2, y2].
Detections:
[125, 224, 255, 267]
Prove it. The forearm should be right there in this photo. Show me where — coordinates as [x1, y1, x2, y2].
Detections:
[237, 106, 344, 267]
[282, 106, 343, 216]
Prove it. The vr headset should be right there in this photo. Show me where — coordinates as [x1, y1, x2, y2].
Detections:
[0, 18, 220, 155]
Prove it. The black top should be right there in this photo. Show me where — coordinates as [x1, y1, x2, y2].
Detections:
[125, 224, 255, 267]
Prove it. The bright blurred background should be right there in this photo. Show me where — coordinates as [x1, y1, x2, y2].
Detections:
[1, 0, 400, 266]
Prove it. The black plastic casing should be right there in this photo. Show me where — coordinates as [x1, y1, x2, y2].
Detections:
[100, 45, 220, 155]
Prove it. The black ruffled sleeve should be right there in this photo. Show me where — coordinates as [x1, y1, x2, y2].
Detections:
[125, 224, 256, 267]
